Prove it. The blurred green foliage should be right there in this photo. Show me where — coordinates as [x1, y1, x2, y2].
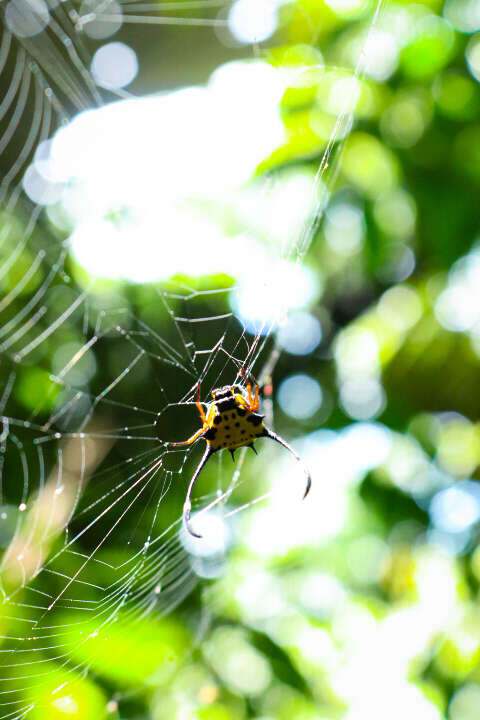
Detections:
[4, 0, 480, 717]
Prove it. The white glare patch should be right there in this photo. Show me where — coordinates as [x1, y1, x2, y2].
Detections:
[430, 482, 480, 533]
[435, 249, 480, 331]
[68, 209, 243, 283]
[245, 425, 390, 557]
[361, 29, 399, 82]
[5, 0, 49, 37]
[299, 572, 347, 618]
[342, 682, 442, 720]
[181, 511, 230, 558]
[235, 169, 325, 254]
[340, 423, 392, 471]
[51, 696, 79, 714]
[34, 140, 57, 182]
[181, 510, 230, 579]
[278, 374, 322, 419]
[231, 262, 319, 335]
[277, 311, 322, 355]
[48, 61, 286, 283]
[23, 165, 64, 206]
[91, 42, 138, 89]
[228, 0, 277, 44]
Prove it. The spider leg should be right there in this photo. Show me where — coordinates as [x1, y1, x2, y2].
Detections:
[251, 378, 259, 411]
[183, 444, 215, 538]
[262, 427, 312, 498]
[171, 426, 207, 447]
[240, 367, 260, 412]
[196, 381, 207, 424]
[171, 383, 208, 446]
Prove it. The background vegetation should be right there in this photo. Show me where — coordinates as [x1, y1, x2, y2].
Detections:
[2, 0, 480, 718]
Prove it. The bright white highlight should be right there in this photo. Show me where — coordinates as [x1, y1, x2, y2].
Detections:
[231, 262, 319, 335]
[51, 696, 79, 714]
[361, 29, 399, 82]
[44, 61, 286, 285]
[435, 249, 480, 331]
[341, 422, 392, 471]
[430, 482, 480, 533]
[91, 42, 138, 89]
[181, 510, 230, 579]
[278, 374, 323, 419]
[23, 165, 64, 206]
[181, 511, 230, 558]
[228, 0, 278, 44]
[245, 424, 391, 557]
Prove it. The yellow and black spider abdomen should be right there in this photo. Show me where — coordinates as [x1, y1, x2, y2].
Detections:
[203, 392, 265, 451]
[177, 374, 312, 538]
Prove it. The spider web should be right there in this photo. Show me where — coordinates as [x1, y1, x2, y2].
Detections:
[0, 0, 385, 716]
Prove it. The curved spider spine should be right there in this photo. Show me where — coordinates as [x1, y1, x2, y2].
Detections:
[173, 373, 312, 538]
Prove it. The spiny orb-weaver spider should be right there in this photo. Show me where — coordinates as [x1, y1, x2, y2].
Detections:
[173, 369, 312, 537]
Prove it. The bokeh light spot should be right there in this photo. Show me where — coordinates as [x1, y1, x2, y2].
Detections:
[445, 0, 480, 31]
[342, 133, 399, 197]
[91, 42, 138, 89]
[361, 29, 399, 82]
[80, 0, 123, 39]
[466, 34, 480, 81]
[228, 0, 277, 44]
[0, 506, 19, 548]
[449, 683, 480, 720]
[325, 202, 365, 255]
[436, 417, 480, 476]
[23, 165, 64, 206]
[430, 482, 480, 534]
[340, 378, 386, 420]
[378, 286, 422, 332]
[278, 374, 323, 419]
[5, 0, 49, 37]
[277, 311, 322, 355]
[232, 262, 320, 335]
[374, 188, 416, 238]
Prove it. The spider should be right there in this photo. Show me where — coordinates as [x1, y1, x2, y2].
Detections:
[172, 369, 312, 537]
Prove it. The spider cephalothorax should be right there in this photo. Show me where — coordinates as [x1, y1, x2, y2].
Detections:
[173, 369, 312, 537]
